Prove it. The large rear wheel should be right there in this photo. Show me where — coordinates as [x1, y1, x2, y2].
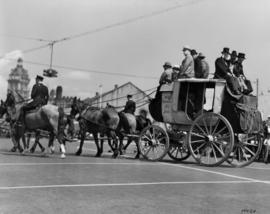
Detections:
[188, 113, 234, 167]
[138, 125, 169, 161]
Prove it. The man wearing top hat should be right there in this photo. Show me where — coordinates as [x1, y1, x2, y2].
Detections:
[214, 47, 232, 79]
[17, 75, 49, 126]
[233, 53, 246, 77]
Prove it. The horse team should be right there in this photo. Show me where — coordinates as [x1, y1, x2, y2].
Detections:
[0, 95, 151, 159]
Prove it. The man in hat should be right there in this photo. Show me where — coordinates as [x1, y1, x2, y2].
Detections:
[214, 47, 232, 79]
[178, 45, 194, 78]
[159, 62, 173, 85]
[123, 94, 136, 115]
[233, 53, 246, 77]
[196, 52, 209, 78]
[215, 48, 242, 94]
[233, 53, 252, 94]
[172, 65, 180, 81]
[17, 75, 49, 126]
[191, 49, 199, 76]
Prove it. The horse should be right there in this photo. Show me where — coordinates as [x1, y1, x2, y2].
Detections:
[118, 109, 151, 158]
[1, 93, 67, 158]
[0, 99, 27, 152]
[70, 98, 120, 158]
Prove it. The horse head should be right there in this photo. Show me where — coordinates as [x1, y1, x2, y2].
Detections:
[0, 100, 7, 118]
[70, 98, 87, 117]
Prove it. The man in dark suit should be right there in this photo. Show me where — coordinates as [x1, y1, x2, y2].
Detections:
[123, 94, 136, 114]
[18, 75, 49, 125]
[214, 47, 232, 79]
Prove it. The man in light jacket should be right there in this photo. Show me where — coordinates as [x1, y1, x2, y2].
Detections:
[178, 45, 194, 78]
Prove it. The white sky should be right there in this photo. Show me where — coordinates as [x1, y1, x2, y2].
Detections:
[1, 0, 270, 113]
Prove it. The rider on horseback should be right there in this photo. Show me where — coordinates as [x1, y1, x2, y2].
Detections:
[17, 75, 49, 127]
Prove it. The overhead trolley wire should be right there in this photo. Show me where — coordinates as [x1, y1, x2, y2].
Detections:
[0, 44, 51, 59]
[0, 34, 52, 42]
[3, 58, 158, 79]
[51, 0, 203, 44]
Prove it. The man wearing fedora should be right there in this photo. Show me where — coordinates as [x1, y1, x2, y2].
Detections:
[17, 75, 49, 126]
[178, 45, 194, 78]
[159, 62, 173, 85]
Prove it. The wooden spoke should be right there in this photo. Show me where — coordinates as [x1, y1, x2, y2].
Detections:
[212, 143, 225, 157]
[190, 139, 206, 144]
[215, 126, 227, 136]
[195, 124, 208, 136]
[190, 132, 205, 138]
[240, 147, 249, 162]
[194, 142, 207, 153]
[202, 117, 210, 135]
[212, 118, 220, 135]
[211, 144, 218, 162]
[242, 146, 256, 157]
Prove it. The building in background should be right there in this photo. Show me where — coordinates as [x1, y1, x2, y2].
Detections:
[84, 82, 151, 115]
[7, 58, 30, 100]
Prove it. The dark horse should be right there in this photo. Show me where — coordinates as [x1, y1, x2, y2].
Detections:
[118, 109, 151, 158]
[0, 93, 67, 158]
[70, 98, 120, 158]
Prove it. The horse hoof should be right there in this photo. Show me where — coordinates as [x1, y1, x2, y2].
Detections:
[61, 154, 66, 159]
[10, 147, 17, 152]
[49, 147, 55, 154]
[112, 153, 118, 158]
[95, 153, 101, 157]
[75, 151, 82, 156]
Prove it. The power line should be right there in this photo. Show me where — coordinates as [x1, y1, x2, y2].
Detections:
[21, 59, 159, 79]
[53, 0, 203, 44]
[0, 44, 50, 59]
[0, 34, 51, 42]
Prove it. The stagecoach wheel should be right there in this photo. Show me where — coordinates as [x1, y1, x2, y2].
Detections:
[227, 134, 262, 167]
[167, 138, 190, 162]
[188, 113, 234, 167]
[138, 125, 169, 161]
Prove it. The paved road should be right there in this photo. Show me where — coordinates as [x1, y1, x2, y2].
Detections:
[0, 137, 269, 214]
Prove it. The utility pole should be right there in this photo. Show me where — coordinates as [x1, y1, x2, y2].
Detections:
[256, 78, 259, 108]
[99, 84, 103, 108]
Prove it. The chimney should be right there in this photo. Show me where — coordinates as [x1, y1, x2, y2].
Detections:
[95, 92, 99, 97]
[114, 84, 118, 89]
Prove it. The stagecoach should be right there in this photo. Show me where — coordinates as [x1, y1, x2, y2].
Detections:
[138, 78, 263, 167]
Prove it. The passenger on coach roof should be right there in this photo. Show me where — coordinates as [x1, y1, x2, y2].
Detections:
[159, 61, 173, 85]
[172, 65, 180, 81]
[178, 45, 194, 79]
[214, 47, 232, 79]
[195, 52, 210, 78]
